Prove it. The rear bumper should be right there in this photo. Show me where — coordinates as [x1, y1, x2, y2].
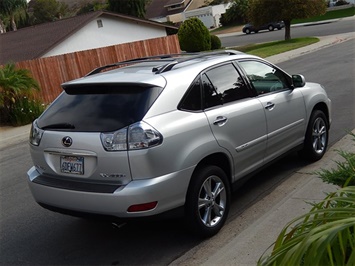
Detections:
[27, 166, 193, 218]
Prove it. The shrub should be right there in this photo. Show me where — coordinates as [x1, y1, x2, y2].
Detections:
[8, 96, 46, 126]
[178, 18, 211, 52]
[316, 132, 355, 187]
[210, 35, 222, 50]
[258, 132, 355, 266]
[0, 63, 44, 126]
[258, 186, 355, 266]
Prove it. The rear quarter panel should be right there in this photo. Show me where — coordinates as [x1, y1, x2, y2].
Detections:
[129, 110, 230, 180]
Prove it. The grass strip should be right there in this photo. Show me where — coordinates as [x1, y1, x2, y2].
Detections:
[230, 37, 320, 58]
[292, 6, 355, 24]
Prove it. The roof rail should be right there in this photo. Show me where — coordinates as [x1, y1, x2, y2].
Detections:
[86, 54, 178, 76]
[153, 50, 243, 74]
[86, 50, 242, 76]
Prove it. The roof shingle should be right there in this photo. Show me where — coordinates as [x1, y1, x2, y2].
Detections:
[0, 11, 177, 64]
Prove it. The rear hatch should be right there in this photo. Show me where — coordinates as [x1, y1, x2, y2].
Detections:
[30, 83, 163, 192]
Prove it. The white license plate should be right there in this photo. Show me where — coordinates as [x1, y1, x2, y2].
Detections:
[60, 156, 84, 175]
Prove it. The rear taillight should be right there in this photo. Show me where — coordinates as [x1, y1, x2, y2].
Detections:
[29, 120, 44, 146]
[100, 121, 162, 151]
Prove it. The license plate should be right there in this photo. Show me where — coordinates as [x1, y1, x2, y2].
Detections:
[60, 156, 84, 175]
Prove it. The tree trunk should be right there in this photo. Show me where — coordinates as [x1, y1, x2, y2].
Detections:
[0, 18, 6, 33]
[284, 20, 291, 40]
[11, 14, 17, 31]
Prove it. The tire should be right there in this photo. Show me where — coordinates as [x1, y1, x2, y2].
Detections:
[299, 110, 329, 161]
[245, 28, 251, 34]
[185, 165, 230, 238]
[268, 25, 274, 31]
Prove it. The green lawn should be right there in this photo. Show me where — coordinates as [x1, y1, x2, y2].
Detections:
[292, 6, 355, 24]
[231, 37, 320, 58]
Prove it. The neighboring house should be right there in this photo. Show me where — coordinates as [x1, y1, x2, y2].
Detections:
[146, 0, 211, 23]
[146, 0, 193, 23]
[146, 0, 229, 29]
[183, 3, 231, 29]
[0, 10, 177, 65]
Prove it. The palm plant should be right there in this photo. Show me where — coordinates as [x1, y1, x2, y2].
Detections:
[258, 186, 355, 266]
[0, 63, 41, 125]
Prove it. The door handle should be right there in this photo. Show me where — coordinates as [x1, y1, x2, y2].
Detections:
[265, 102, 275, 110]
[213, 116, 228, 126]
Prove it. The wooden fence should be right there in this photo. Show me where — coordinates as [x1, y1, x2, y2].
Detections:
[15, 35, 181, 103]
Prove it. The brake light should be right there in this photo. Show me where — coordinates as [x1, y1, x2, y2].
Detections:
[100, 121, 162, 151]
[29, 121, 44, 146]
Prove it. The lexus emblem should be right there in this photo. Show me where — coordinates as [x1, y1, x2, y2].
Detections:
[62, 136, 73, 147]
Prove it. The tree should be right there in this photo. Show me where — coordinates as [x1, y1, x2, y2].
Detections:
[178, 18, 211, 52]
[107, 0, 147, 18]
[220, 0, 249, 26]
[0, 0, 27, 32]
[248, 0, 326, 40]
[31, 0, 69, 24]
[76, 1, 108, 15]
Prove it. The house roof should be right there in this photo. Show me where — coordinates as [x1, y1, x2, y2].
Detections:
[146, 0, 193, 19]
[0, 10, 177, 65]
[164, 0, 185, 7]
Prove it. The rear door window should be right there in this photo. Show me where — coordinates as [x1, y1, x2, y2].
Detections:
[37, 84, 162, 132]
[203, 63, 250, 108]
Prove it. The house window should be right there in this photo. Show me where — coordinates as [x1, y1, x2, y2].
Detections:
[167, 3, 184, 10]
[97, 19, 103, 28]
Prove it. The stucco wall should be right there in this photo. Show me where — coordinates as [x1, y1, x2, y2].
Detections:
[43, 15, 167, 57]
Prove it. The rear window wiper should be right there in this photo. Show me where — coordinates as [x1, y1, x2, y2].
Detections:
[42, 123, 75, 130]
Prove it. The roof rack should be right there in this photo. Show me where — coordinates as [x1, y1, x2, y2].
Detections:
[86, 50, 242, 76]
[153, 50, 242, 74]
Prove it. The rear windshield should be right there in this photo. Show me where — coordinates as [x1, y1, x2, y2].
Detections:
[37, 84, 162, 132]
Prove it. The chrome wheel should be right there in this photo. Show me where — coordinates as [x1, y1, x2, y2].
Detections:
[185, 166, 230, 237]
[299, 110, 329, 162]
[312, 117, 327, 154]
[198, 175, 227, 227]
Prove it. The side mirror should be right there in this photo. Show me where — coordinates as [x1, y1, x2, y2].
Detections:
[292, 74, 306, 88]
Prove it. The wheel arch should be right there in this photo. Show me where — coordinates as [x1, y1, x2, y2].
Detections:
[190, 152, 233, 186]
[311, 102, 331, 128]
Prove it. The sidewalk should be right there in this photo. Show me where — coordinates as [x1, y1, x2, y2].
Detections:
[0, 123, 32, 149]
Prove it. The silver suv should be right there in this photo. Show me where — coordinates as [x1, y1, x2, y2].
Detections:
[27, 51, 331, 237]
